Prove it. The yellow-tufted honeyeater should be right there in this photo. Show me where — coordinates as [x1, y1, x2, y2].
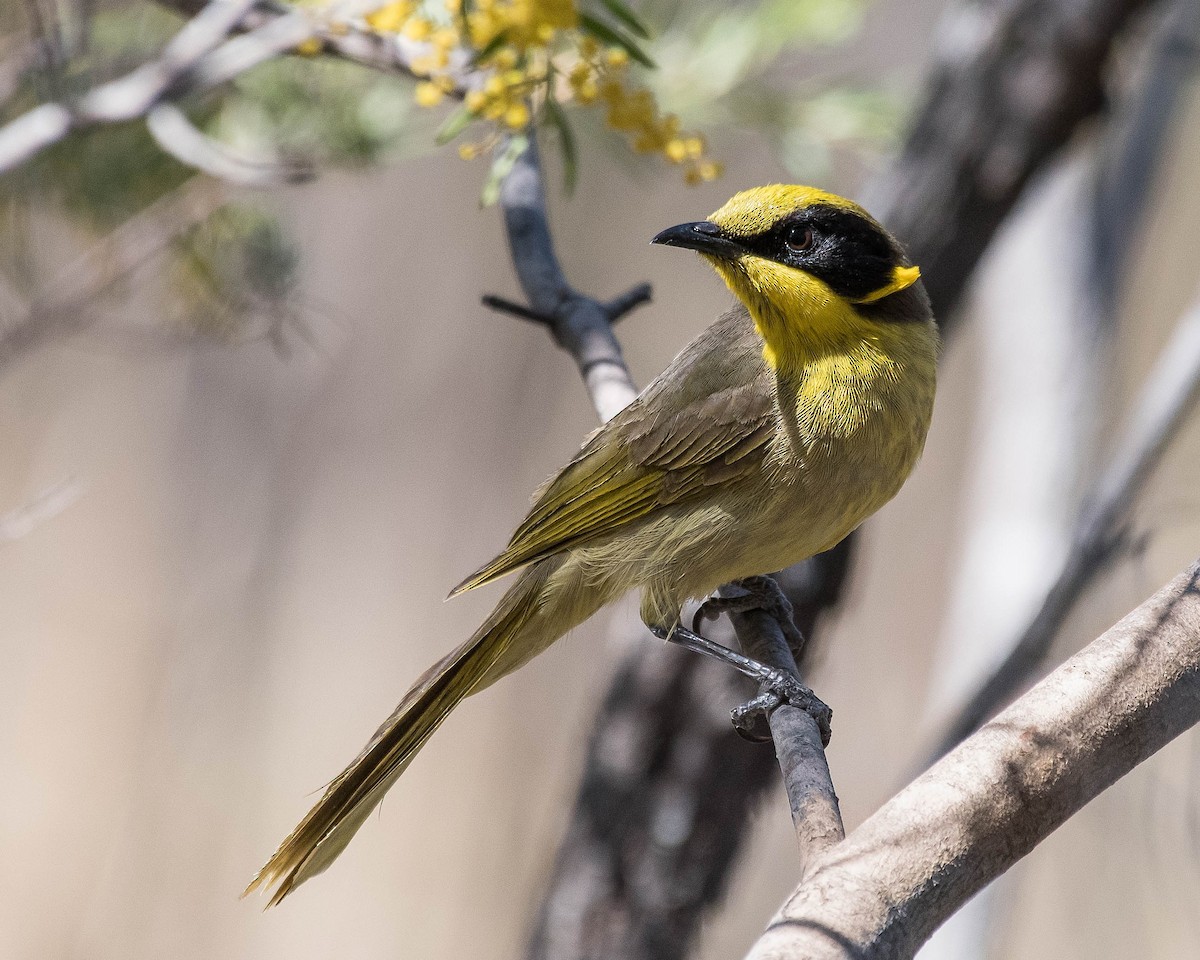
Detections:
[247, 185, 938, 904]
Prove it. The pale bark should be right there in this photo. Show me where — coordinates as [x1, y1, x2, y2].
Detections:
[745, 560, 1200, 960]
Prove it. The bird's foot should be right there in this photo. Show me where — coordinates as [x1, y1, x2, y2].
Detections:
[730, 679, 832, 746]
[651, 621, 832, 747]
[691, 575, 807, 658]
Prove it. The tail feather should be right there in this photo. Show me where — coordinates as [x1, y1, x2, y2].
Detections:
[245, 561, 553, 906]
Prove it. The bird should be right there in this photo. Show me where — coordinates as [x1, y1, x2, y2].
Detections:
[246, 184, 938, 905]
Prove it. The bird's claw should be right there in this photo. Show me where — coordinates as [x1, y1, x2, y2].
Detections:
[692, 576, 807, 657]
[731, 671, 833, 747]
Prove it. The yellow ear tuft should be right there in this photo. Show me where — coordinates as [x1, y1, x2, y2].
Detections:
[855, 264, 921, 304]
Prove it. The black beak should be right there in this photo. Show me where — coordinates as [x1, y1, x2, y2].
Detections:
[651, 221, 743, 259]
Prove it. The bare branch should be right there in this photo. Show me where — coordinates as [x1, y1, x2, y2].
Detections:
[0, 41, 39, 107]
[745, 559, 1200, 960]
[0, 103, 72, 171]
[0, 0, 311, 175]
[154, 0, 473, 89]
[725, 592, 843, 869]
[146, 102, 313, 186]
[602, 283, 652, 323]
[496, 136, 638, 423]
[1088, 0, 1200, 316]
[931, 285, 1200, 759]
[0, 475, 88, 541]
[74, 0, 264, 123]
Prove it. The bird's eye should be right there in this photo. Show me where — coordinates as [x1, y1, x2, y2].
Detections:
[785, 224, 814, 254]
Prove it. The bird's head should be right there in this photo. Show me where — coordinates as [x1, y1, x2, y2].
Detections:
[652, 185, 929, 369]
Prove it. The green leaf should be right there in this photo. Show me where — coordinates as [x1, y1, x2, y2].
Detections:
[435, 105, 474, 145]
[543, 96, 578, 195]
[595, 0, 651, 40]
[579, 13, 656, 68]
[470, 29, 511, 66]
[480, 134, 528, 207]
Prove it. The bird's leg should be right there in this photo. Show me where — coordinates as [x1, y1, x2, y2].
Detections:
[692, 575, 807, 658]
[650, 621, 832, 747]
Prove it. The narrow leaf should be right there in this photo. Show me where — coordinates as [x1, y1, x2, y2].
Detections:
[543, 96, 578, 195]
[597, 0, 651, 40]
[579, 13, 656, 68]
[480, 134, 529, 207]
[470, 29, 511, 66]
[435, 105, 474, 145]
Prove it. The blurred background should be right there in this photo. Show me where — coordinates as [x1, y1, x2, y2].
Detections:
[2, 0, 1200, 958]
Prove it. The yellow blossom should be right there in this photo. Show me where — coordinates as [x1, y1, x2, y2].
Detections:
[410, 53, 438, 75]
[504, 102, 531, 129]
[432, 27, 460, 50]
[414, 81, 444, 106]
[605, 47, 629, 69]
[664, 139, 687, 163]
[492, 48, 519, 69]
[366, 0, 720, 186]
[365, 0, 412, 33]
[403, 16, 433, 41]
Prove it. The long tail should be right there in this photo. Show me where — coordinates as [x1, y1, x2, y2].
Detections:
[245, 558, 580, 906]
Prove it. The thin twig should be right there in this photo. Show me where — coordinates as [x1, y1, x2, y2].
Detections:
[930, 285, 1200, 761]
[0, 476, 89, 541]
[75, 0, 263, 123]
[0, 41, 38, 108]
[0, 0, 309, 175]
[146, 102, 313, 186]
[481, 294, 556, 327]
[496, 135, 639, 423]
[745, 559, 1200, 960]
[154, 0, 474, 90]
[1088, 0, 1200, 317]
[603, 283, 652, 322]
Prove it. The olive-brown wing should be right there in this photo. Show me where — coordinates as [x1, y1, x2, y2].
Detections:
[450, 308, 773, 596]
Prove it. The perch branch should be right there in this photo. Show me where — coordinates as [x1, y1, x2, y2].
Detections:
[725, 590, 844, 868]
[745, 559, 1200, 960]
[931, 284, 1200, 759]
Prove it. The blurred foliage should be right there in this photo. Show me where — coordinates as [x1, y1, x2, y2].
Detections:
[0, 0, 906, 350]
[168, 203, 305, 347]
[0, 1, 427, 343]
[640, 0, 903, 179]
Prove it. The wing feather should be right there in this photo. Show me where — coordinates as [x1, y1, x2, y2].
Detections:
[450, 308, 774, 596]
